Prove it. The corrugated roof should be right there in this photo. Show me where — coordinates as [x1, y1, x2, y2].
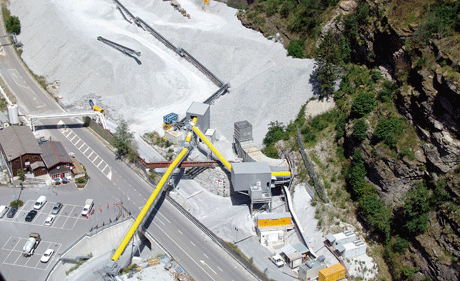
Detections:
[258, 212, 291, 221]
[292, 242, 309, 254]
[40, 141, 72, 168]
[326, 233, 336, 243]
[281, 244, 296, 255]
[30, 161, 45, 170]
[232, 162, 271, 175]
[336, 242, 346, 253]
[0, 125, 41, 159]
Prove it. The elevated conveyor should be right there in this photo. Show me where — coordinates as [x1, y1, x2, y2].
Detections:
[110, 132, 193, 263]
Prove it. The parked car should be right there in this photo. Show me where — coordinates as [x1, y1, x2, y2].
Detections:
[40, 249, 54, 263]
[0, 205, 8, 218]
[25, 210, 38, 222]
[53, 178, 61, 185]
[34, 195, 47, 210]
[270, 254, 284, 267]
[61, 177, 69, 184]
[51, 202, 63, 214]
[7, 206, 18, 218]
[44, 215, 55, 226]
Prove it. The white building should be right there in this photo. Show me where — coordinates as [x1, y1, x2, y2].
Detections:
[337, 239, 367, 259]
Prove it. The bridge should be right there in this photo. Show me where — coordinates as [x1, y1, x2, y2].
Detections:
[27, 111, 107, 131]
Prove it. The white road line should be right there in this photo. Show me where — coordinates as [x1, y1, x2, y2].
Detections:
[70, 134, 77, 141]
[96, 160, 104, 168]
[157, 219, 165, 226]
[101, 164, 109, 173]
[204, 263, 217, 275]
[158, 212, 171, 223]
[92, 156, 100, 163]
[83, 146, 90, 154]
[218, 266, 223, 272]
[204, 253, 209, 258]
[191, 241, 196, 247]
[87, 151, 94, 158]
[78, 143, 85, 150]
[178, 230, 183, 235]
[152, 221, 215, 280]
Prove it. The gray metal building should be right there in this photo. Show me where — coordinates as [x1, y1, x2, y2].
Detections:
[186, 102, 210, 133]
[298, 258, 327, 281]
[231, 162, 271, 193]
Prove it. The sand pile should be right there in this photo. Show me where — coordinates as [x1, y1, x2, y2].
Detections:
[10, 0, 315, 146]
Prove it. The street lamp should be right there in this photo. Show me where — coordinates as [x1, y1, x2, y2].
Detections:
[7, 155, 17, 202]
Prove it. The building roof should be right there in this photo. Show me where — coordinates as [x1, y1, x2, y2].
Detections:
[186, 102, 209, 116]
[232, 162, 271, 175]
[334, 230, 356, 241]
[281, 244, 297, 255]
[71, 158, 85, 174]
[0, 125, 41, 159]
[336, 242, 346, 253]
[286, 251, 302, 261]
[292, 243, 309, 255]
[40, 141, 72, 168]
[326, 233, 336, 243]
[304, 259, 326, 269]
[30, 161, 45, 170]
[343, 240, 366, 251]
[258, 212, 291, 221]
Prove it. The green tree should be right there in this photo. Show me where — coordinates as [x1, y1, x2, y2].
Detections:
[17, 169, 25, 181]
[402, 183, 431, 236]
[263, 121, 287, 146]
[314, 31, 341, 98]
[352, 118, 368, 142]
[5, 15, 21, 35]
[114, 118, 137, 161]
[348, 149, 368, 198]
[351, 92, 375, 116]
[359, 193, 391, 241]
[374, 116, 403, 148]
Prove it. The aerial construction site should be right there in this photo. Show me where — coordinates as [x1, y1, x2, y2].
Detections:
[2, 0, 379, 280]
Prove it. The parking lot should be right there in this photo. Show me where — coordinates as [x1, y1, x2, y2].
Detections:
[1, 200, 86, 230]
[1, 236, 61, 270]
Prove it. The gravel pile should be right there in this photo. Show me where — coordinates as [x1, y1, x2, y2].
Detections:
[10, 0, 316, 146]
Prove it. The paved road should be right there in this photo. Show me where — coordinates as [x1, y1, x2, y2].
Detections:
[0, 21, 256, 281]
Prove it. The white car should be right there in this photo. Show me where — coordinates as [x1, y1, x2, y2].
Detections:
[40, 249, 54, 263]
[270, 254, 284, 267]
[44, 215, 55, 226]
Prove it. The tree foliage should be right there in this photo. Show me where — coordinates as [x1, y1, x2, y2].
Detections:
[402, 183, 431, 236]
[359, 193, 391, 241]
[287, 39, 304, 58]
[5, 15, 21, 35]
[314, 31, 342, 98]
[374, 116, 404, 148]
[351, 92, 375, 116]
[114, 118, 138, 161]
[352, 118, 368, 142]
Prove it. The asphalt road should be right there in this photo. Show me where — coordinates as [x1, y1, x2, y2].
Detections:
[0, 21, 256, 281]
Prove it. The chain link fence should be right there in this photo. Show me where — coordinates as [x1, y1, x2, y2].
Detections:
[296, 125, 328, 203]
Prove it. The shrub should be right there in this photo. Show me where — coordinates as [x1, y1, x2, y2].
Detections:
[359, 193, 391, 241]
[352, 118, 368, 142]
[311, 115, 328, 131]
[287, 39, 304, 58]
[374, 116, 404, 148]
[351, 92, 375, 116]
[394, 237, 409, 254]
[263, 121, 287, 146]
[10, 200, 23, 207]
[378, 80, 397, 102]
[301, 125, 316, 143]
[335, 115, 348, 140]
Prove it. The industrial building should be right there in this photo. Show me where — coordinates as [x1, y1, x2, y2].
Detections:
[256, 212, 292, 245]
[280, 243, 310, 269]
[325, 230, 356, 247]
[336, 239, 367, 259]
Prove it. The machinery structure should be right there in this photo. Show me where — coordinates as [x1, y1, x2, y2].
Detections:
[97, 36, 141, 65]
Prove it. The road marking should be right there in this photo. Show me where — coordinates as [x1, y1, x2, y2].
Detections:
[83, 146, 90, 154]
[200, 260, 217, 275]
[157, 219, 165, 226]
[153, 221, 215, 280]
[87, 151, 94, 158]
[204, 253, 208, 258]
[191, 241, 196, 247]
[218, 266, 223, 272]
[70, 134, 77, 141]
[178, 230, 183, 235]
[158, 212, 171, 223]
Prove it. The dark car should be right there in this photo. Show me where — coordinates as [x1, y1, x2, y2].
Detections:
[61, 177, 69, 184]
[51, 202, 63, 215]
[25, 210, 38, 222]
[7, 206, 18, 218]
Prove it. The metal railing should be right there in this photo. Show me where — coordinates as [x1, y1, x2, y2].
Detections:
[296, 125, 328, 203]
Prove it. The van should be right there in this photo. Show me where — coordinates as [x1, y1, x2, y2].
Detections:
[81, 199, 94, 216]
[34, 196, 47, 210]
[0, 205, 8, 218]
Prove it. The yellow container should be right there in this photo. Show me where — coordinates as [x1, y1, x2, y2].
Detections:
[318, 263, 346, 281]
[258, 217, 291, 227]
[92, 105, 104, 114]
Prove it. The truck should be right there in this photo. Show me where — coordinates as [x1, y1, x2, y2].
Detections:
[270, 254, 284, 267]
[81, 199, 94, 216]
[23, 233, 41, 257]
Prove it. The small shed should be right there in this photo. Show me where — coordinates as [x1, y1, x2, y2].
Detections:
[292, 242, 310, 258]
[281, 244, 303, 269]
[71, 158, 85, 178]
[332, 230, 356, 246]
[298, 259, 327, 281]
[318, 263, 346, 281]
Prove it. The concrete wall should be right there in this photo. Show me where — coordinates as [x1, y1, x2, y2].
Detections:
[83, 117, 115, 146]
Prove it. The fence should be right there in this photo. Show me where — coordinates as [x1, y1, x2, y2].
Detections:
[296, 125, 328, 203]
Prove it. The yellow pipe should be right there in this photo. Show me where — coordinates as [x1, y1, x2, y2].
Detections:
[92, 105, 104, 114]
[271, 171, 291, 177]
[111, 132, 192, 261]
[191, 125, 232, 171]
